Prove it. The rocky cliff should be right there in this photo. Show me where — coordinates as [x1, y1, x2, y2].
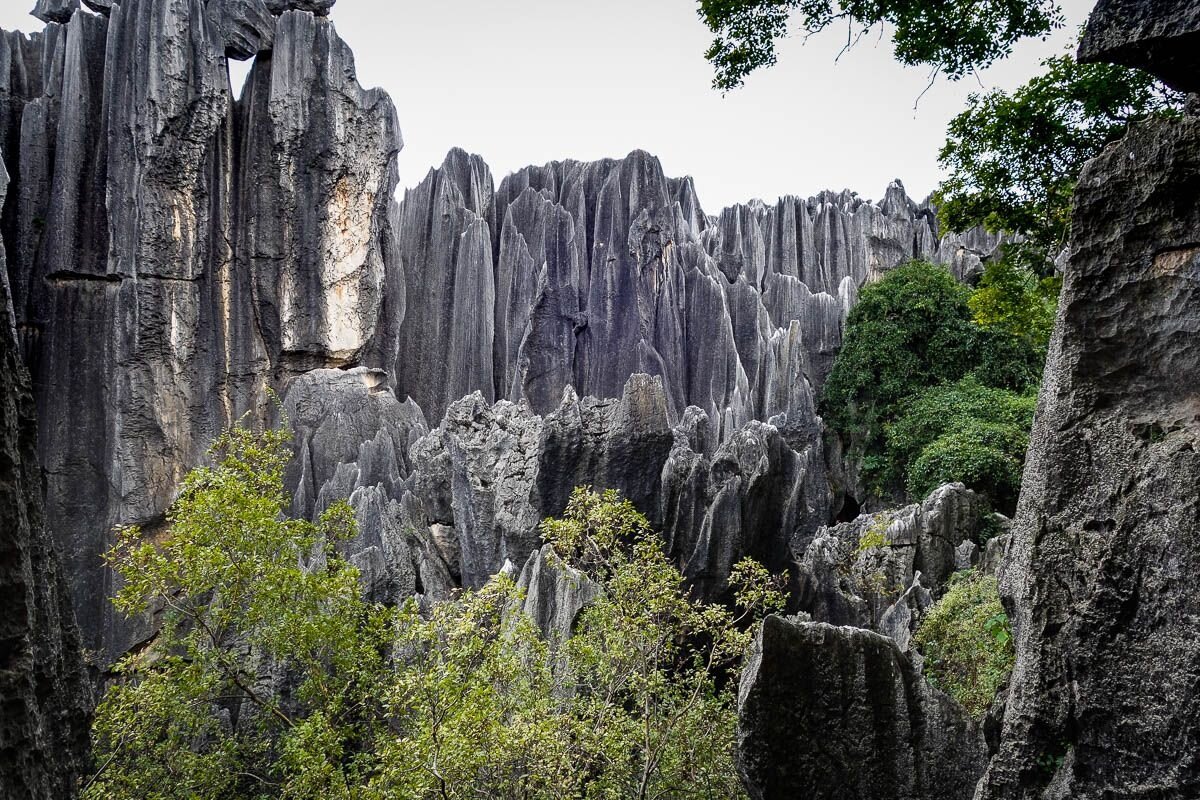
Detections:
[0, 0, 1000, 663]
[0, 152, 90, 799]
[975, 2, 1200, 797]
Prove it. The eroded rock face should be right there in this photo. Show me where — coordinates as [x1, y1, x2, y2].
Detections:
[794, 483, 987, 639]
[0, 1, 400, 659]
[737, 617, 985, 800]
[0, 156, 89, 800]
[978, 3, 1200, 796]
[1079, 0, 1200, 93]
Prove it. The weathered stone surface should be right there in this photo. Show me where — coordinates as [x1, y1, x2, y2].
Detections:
[1079, 0, 1200, 93]
[239, 9, 400, 368]
[0, 156, 90, 800]
[31, 0, 79, 24]
[738, 617, 985, 800]
[264, 0, 335, 16]
[516, 544, 597, 651]
[213, 0, 274, 60]
[976, 112, 1200, 800]
[794, 483, 986, 635]
[978, 6, 1200, 794]
[0, 1, 399, 659]
[0, 0, 1000, 663]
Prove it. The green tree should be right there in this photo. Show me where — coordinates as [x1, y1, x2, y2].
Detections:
[88, 426, 783, 800]
[969, 257, 1062, 352]
[698, 0, 1064, 91]
[87, 424, 390, 800]
[821, 260, 1040, 488]
[914, 570, 1014, 717]
[885, 377, 1037, 514]
[935, 52, 1184, 259]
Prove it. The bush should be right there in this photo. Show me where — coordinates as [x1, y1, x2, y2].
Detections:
[914, 570, 1014, 718]
[822, 261, 984, 448]
[821, 259, 1043, 502]
[884, 377, 1036, 514]
[87, 426, 784, 800]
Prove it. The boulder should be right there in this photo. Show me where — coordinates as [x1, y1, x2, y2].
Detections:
[737, 617, 985, 800]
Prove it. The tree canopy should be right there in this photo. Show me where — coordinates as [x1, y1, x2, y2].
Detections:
[820, 260, 1043, 507]
[698, 0, 1064, 91]
[935, 52, 1184, 259]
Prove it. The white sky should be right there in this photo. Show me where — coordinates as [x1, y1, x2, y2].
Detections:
[0, 0, 1093, 211]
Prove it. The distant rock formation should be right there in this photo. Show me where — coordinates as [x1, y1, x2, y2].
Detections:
[0, 1, 1000, 665]
[976, 2, 1200, 797]
[0, 155, 90, 800]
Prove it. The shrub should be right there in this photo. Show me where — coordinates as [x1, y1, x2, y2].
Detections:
[821, 259, 1043, 502]
[914, 570, 1014, 717]
[88, 426, 783, 800]
[884, 377, 1036, 514]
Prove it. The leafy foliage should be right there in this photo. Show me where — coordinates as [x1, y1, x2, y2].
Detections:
[88, 427, 784, 800]
[969, 256, 1062, 352]
[935, 52, 1184, 257]
[697, 0, 1064, 91]
[885, 377, 1037, 514]
[821, 260, 1041, 490]
[914, 570, 1014, 717]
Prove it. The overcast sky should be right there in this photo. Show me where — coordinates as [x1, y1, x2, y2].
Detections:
[1, 0, 1093, 211]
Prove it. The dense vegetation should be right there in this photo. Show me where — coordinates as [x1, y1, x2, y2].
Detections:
[821, 260, 1043, 512]
[697, 0, 1064, 91]
[87, 425, 784, 800]
[914, 570, 1015, 717]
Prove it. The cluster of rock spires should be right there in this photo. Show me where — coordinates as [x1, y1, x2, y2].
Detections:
[2, 0, 1198, 798]
[0, 0, 997, 668]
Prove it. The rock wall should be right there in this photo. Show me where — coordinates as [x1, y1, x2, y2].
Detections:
[0, 0, 1001, 661]
[0, 154, 90, 800]
[737, 617, 985, 800]
[977, 2, 1200, 797]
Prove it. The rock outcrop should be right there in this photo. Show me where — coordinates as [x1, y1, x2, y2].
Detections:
[978, 3, 1200, 797]
[794, 483, 988, 640]
[737, 617, 985, 800]
[0, 0, 399, 660]
[0, 155, 90, 800]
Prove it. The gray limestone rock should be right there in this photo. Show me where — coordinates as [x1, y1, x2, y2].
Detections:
[794, 483, 986, 633]
[264, 0, 335, 15]
[1079, 0, 1200, 93]
[0, 156, 90, 800]
[0, 0, 400, 659]
[516, 544, 598, 652]
[213, 0, 275, 60]
[976, 115, 1200, 800]
[0, 0, 1002, 664]
[737, 617, 985, 800]
[978, 6, 1200, 796]
[31, 0, 79, 24]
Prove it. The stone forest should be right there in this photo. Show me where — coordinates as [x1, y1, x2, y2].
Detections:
[2, 0, 1198, 798]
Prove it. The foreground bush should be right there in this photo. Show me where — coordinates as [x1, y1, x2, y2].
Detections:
[87, 425, 782, 800]
[913, 570, 1014, 717]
